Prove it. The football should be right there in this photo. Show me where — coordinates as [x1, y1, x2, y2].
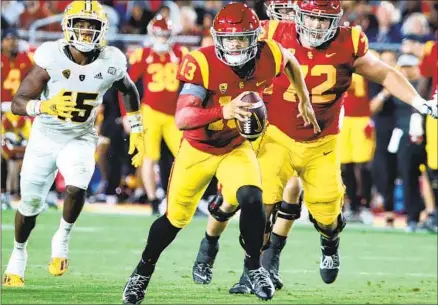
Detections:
[237, 92, 267, 141]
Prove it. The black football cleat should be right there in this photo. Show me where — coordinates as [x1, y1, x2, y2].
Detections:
[192, 262, 213, 284]
[229, 267, 253, 295]
[319, 236, 340, 284]
[267, 268, 283, 290]
[423, 213, 438, 233]
[261, 245, 284, 290]
[122, 271, 151, 305]
[247, 267, 275, 301]
[192, 237, 218, 284]
[229, 267, 275, 300]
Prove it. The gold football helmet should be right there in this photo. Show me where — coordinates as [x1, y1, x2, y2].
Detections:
[62, 0, 108, 52]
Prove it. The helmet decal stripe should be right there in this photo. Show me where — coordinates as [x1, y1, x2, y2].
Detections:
[85, 0, 92, 13]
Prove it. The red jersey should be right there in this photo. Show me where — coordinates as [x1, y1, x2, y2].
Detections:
[419, 40, 437, 99]
[177, 40, 284, 154]
[128, 45, 188, 115]
[343, 73, 370, 117]
[260, 20, 369, 141]
[1, 52, 33, 103]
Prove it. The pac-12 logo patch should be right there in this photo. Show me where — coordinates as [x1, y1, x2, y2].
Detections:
[62, 69, 71, 79]
[219, 83, 227, 94]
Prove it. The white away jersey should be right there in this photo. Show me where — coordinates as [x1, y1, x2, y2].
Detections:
[33, 39, 127, 135]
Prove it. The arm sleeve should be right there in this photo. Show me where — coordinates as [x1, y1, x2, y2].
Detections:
[175, 83, 222, 130]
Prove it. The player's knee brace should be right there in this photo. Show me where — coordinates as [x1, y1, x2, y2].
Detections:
[236, 185, 263, 211]
[277, 200, 302, 221]
[266, 202, 281, 234]
[309, 213, 346, 240]
[261, 202, 281, 251]
[208, 194, 239, 222]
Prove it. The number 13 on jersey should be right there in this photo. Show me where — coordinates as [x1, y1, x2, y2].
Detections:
[179, 58, 197, 80]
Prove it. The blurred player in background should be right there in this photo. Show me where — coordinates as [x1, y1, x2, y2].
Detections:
[122, 3, 317, 304]
[265, 0, 296, 21]
[192, 0, 438, 294]
[2, 0, 145, 287]
[418, 39, 438, 232]
[128, 16, 187, 213]
[1, 28, 33, 105]
[1, 112, 31, 210]
[369, 50, 398, 226]
[340, 73, 374, 224]
[1, 28, 33, 210]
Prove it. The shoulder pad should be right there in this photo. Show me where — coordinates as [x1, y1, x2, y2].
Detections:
[33, 41, 58, 69]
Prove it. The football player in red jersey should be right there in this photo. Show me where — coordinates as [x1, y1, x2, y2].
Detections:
[1, 29, 33, 104]
[122, 3, 318, 304]
[340, 73, 374, 223]
[128, 16, 188, 213]
[265, 0, 296, 21]
[191, 0, 438, 293]
[1, 28, 33, 211]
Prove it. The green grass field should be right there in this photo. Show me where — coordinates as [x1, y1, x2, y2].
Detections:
[1, 209, 437, 304]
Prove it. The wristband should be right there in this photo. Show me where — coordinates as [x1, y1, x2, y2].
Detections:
[411, 95, 426, 113]
[126, 111, 143, 133]
[377, 92, 388, 101]
[25, 100, 42, 117]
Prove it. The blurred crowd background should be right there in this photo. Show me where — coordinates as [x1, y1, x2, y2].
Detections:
[1, 0, 437, 232]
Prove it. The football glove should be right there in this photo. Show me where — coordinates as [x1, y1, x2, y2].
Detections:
[128, 132, 145, 168]
[412, 94, 437, 119]
[40, 89, 76, 118]
[126, 111, 145, 168]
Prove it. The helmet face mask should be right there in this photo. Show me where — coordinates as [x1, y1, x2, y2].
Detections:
[265, 1, 295, 21]
[69, 18, 102, 49]
[211, 3, 261, 67]
[295, 0, 343, 47]
[211, 29, 260, 66]
[62, 1, 108, 53]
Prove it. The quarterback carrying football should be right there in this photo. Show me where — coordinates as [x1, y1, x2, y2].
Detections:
[122, 3, 318, 304]
[192, 0, 438, 294]
[3, 0, 145, 287]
